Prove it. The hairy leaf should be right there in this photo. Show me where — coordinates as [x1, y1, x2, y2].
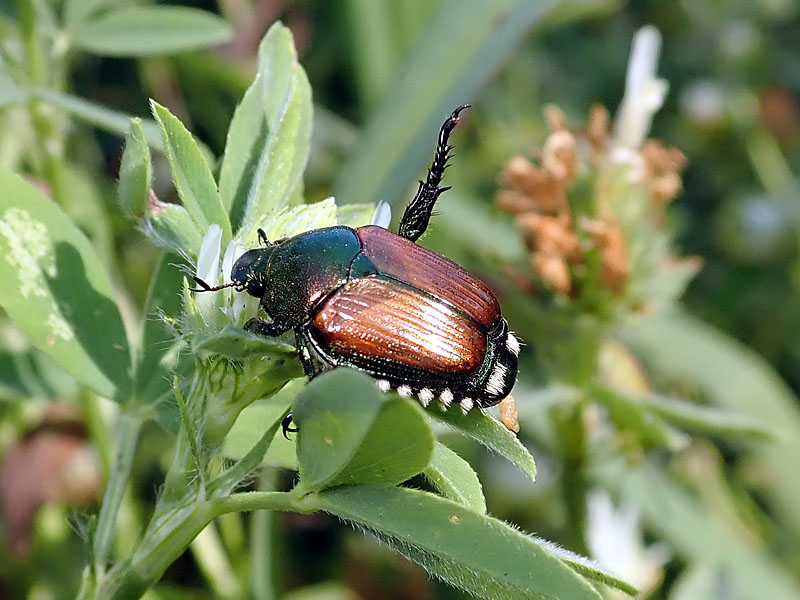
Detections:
[151, 101, 231, 243]
[312, 485, 605, 600]
[118, 118, 151, 218]
[424, 442, 486, 512]
[0, 169, 131, 400]
[431, 407, 536, 482]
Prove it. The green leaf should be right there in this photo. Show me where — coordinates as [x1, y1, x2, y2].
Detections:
[640, 393, 778, 441]
[258, 198, 337, 242]
[424, 442, 486, 513]
[0, 169, 131, 400]
[234, 23, 313, 238]
[333, 0, 558, 208]
[145, 202, 204, 256]
[133, 254, 185, 408]
[224, 378, 305, 467]
[117, 118, 151, 218]
[33, 88, 164, 151]
[624, 310, 800, 538]
[222, 22, 302, 231]
[0, 348, 79, 401]
[218, 71, 268, 218]
[526, 537, 638, 596]
[211, 405, 291, 497]
[594, 461, 800, 600]
[151, 101, 231, 243]
[311, 485, 604, 600]
[63, 0, 112, 28]
[60, 165, 115, 268]
[194, 326, 298, 362]
[294, 370, 384, 489]
[294, 369, 434, 490]
[329, 394, 433, 487]
[431, 407, 536, 482]
[0, 74, 25, 108]
[73, 6, 232, 57]
[590, 384, 688, 450]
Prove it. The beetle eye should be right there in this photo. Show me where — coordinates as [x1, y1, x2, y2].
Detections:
[245, 277, 265, 298]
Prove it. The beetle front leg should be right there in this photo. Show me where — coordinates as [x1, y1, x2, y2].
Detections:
[244, 318, 289, 337]
[294, 329, 320, 378]
[398, 104, 469, 242]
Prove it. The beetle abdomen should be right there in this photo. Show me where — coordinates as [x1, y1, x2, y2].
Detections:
[355, 225, 500, 328]
[309, 277, 486, 374]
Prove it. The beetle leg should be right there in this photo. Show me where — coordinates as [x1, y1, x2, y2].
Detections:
[294, 329, 320, 378]
[281, 413, 299, 439]
[398, 104, 469, 242]
[257, 228, 272, 247]
[244, 318, 289, 337]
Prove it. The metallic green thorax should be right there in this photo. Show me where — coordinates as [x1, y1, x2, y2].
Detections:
[232, 226, 362, 328]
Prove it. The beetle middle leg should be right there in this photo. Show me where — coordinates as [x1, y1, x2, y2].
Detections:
[294, 329, 321, 378]
[244, 318, 289, 337]
[398, 104, 469, 242]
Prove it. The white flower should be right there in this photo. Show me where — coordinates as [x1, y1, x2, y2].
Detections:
[221, 239, 248, 321]
[371, 201, 392, 229]
[613, 25, 669, 151]
[586, 489, 670, 596]
[195, 225, 223, 323]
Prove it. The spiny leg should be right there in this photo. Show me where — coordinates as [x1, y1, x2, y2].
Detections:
[244, 318, 289, 337]
[294, 329, 321, 378]
[398, 104, 469, 242]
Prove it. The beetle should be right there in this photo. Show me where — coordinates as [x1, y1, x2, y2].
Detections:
[192, 105, 520, 427]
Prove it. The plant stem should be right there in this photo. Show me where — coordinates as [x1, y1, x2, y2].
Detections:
[15, 0, 45, 85]
[251, 471, 280, 600]
[16, 0, 69, 205]
[190, 523, 242, 600]
[211, 491, 305, 516]
[554, 400, 589, 555]
[101, 492, 301, 600]
[94, 412, 144, 570]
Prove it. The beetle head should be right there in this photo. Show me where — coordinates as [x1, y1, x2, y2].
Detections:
[231, 247, 272, 298]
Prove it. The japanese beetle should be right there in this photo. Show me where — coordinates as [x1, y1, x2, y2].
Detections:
[193, 106, 519, 417]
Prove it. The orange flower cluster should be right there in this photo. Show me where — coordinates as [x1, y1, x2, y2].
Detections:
[496, 105, 686, 296]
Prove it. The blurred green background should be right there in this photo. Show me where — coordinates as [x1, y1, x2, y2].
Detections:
[1, 0, 800, 599]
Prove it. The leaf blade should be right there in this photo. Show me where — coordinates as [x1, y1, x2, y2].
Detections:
[0, 169, 131, 400]
[117, 118, 151, 218]
[312, 485, 603, 600]
[73, 6, 232, 57]
[151, 101, 231, 243]
[424, 442, 486, 513]
[431, 408, 536, 482]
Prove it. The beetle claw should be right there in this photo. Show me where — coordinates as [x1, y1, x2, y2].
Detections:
[281, 414, 299, 440]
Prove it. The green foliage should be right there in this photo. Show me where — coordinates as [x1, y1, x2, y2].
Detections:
[0, 169, 130, 400]
[71, 6, 233, 57]
[424, 442, 487, 512]
[151, 101, 232, 244]
[2, 2, 800, 600]
[313, 485, 606, 600]
[117, 119, 151, 218]
[295, 369, 434, 489]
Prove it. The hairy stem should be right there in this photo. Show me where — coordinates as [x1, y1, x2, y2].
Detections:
[94, 412, 144, 569]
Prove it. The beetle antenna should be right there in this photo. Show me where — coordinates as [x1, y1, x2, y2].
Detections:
[398, 104, 470, 242]
[189, 276, 236, 293]
[257, 228, 272, 247]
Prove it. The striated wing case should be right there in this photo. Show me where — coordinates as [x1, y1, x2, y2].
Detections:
[308, 277, 487, 380]
[354, 225, 500, 328]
